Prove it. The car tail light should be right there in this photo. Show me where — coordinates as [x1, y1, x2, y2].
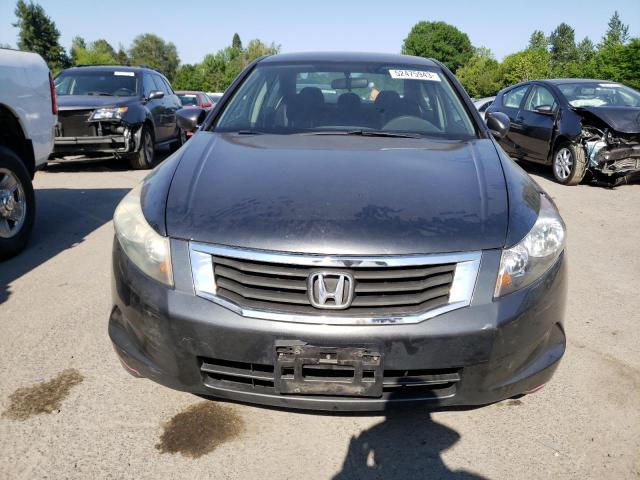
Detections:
[49, 72, 57, 115]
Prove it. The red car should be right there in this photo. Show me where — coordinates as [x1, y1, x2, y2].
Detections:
[176, 91, 214, 136]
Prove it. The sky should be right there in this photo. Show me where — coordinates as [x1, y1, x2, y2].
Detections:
[1, 0, 639, 64]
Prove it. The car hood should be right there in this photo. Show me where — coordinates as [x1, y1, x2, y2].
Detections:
[165, 133, 509, 255]
[576, 106, 640, 134]
[56, 95, 138, 110]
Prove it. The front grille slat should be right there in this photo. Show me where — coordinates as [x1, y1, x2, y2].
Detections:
[351, 285, 450, 307]
[355, 272, 454, 293]
[214, 265, 307, 291]
[58, 110, 95, 137]
[216, 277, 310, 305]
[208, 254, 459, 317]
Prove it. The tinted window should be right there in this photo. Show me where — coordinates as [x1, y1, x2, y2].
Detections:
[479, 100, 492, 112]
[503, 85, 529, 109]
[214, 62, 476, 139]
[152, 75, 169, 94]
[55, 70, 138, 97]
[142, 74, 156, 97]
[524, 85, 557, 112]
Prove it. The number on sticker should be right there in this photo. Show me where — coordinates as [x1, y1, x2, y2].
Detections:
[388, 70, 441, 81]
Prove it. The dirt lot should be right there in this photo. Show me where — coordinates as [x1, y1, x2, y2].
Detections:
[0, 156, 639, 479]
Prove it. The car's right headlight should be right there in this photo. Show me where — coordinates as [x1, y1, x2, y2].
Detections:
[113, 184, 173, 286]
[495, 194, 565, 297]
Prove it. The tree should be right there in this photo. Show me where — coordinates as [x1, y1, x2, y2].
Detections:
[173, 64, 206, 91]
[198, 39, 280, 92]
[576, 37, 595, 63]
[128, 33, 180, 80]
[74, 39, 118, 65]
[116, 45, 129, 65]
[584, 39, 640, 90]
[69, 36, 86, 64]
[500, 49, 552, 85]
[402, 21, 474, 72]
[549, 23, 578, 67]
[13, 0, 68, 70]
[456, 47, 502, 98]
[600, 11, 629, 48]
[232, 33, 243, 51]
[528, 30, 548, 51]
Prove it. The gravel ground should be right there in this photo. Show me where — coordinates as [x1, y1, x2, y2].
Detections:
[0, 155, 639, 480]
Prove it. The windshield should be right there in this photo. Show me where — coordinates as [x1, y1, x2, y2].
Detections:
[55, 70, 138, 97]
[558, 82, 640, 108]
[179, 94, 199, 106]
[213, 62, 477, 139]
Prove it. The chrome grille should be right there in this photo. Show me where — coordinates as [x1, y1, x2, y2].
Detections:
[189, 243, 481, 325]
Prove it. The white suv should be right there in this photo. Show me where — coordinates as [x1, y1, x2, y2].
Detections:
[0, 48, 57, 259]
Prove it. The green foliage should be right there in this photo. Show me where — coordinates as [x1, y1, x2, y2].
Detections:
[576, 37, 595, 63]
[456, 48, 502, 97]
[232, 33, 242, 51]
[13, 0, 68, 70]
[500, 49, 551, 85]
[600, 11, 629, 48]
[583, 40, 640, 90]
[173, 64, 207, 91]
[528, 30, 548, 51]
[69, 36, 86, 64]
[128, 33, 180, 80]
[402, 21, 473, 72]
[549, 22, 578, 71]
[73, 39, 118, 66]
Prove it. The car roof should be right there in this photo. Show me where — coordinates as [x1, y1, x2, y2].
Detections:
[60, 65, 161, 75]
[176, 90, 205, 94]
[543, 78, 619, 85]
[260, 51, 439, 67]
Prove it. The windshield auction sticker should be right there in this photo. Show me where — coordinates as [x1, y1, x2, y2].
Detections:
[114, 71, 135, 76]
[388, 70, 441, 81]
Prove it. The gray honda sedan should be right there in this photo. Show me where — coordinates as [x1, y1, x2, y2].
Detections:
[109, 52, 567, 411]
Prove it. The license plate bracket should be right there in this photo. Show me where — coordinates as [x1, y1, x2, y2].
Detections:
[274, 343, 383, 397]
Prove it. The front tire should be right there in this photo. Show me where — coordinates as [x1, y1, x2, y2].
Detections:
[128, 125, 155, 170]
[170, 128, 186, 152]
[0, 147, 35, 260]
[552, 142, 587, 185]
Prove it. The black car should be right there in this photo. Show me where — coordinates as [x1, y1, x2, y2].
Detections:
[109, 52, 567, 411]
[487, 79, 640, 185]
[52, 65, 185, 169]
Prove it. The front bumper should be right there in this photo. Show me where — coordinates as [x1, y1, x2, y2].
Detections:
[109, 238, 567, 411]
[52, 135, 129, 156]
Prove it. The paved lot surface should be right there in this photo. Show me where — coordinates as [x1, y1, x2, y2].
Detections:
[1, 153, 639, 479]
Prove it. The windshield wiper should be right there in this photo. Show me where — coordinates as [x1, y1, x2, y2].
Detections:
[302, 130, 421, 139]
[236, 130, 264, 135]
[87, 91, 113, 96]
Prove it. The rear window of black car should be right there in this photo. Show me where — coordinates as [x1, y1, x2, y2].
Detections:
[213, 61, 477, 139]
[55, 70, 138, 97]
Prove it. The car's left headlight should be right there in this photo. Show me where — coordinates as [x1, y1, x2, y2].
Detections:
[113, 184, 173, 286]
[495, 194, 565, 297]
[90, 106, 128, 121]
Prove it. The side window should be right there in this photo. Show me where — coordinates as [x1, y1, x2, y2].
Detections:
[524, 85, 557, 112]
[142, 74, 156, 97]
[479, 100, 492, 112]
[161, 77, 174, 95]
[503, 85, 529, 109]
[152, 75, 169, 94]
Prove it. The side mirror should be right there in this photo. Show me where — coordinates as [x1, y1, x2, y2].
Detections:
[148, 90, 164, 100]
[485, 111, 510, 139]
[177, 107, 207, 132]
[534, 104, 554, 115]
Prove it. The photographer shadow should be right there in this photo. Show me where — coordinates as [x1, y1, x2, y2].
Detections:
[333, 400, 488, 480]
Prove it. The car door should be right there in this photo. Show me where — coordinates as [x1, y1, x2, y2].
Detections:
[156, 75, 181, 140]
[517, 84, 559, 163]
[143, 73, 164, 141]
[498, 84, 531, 158]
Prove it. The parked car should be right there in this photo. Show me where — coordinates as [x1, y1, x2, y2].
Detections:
[52, 65, 185, 169]
[109, 52, 567, 411]
[0, 48, 57, 259]
[176, 91, 214, 137]
[206, 92, 223, 106]
[487, 79, 640, 185]
[473, 96, 495, 119]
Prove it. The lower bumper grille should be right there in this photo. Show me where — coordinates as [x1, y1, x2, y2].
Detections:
[58, 110, 95, 137]
[200, 357, 460, 399]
